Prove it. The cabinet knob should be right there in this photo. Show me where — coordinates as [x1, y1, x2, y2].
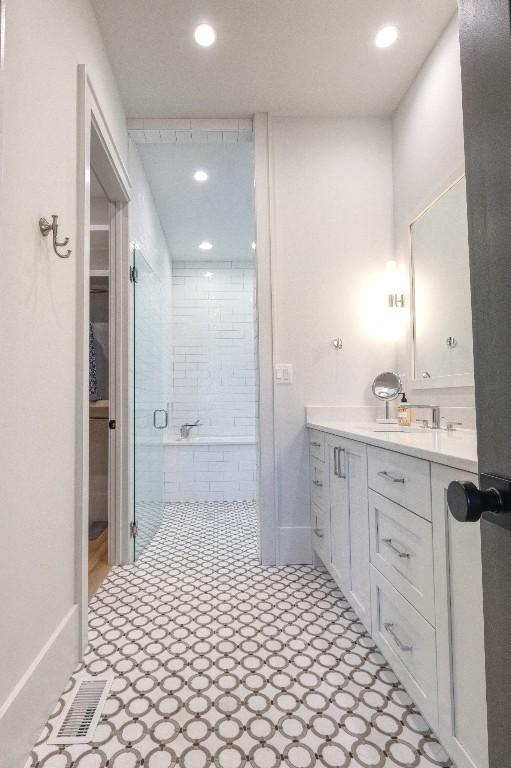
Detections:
[447, 480, 511, 522]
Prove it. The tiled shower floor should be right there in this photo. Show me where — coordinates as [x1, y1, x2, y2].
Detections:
[29, 501, 452, 767]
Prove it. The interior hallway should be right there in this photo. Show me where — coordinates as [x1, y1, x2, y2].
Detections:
[29, 502, 451, 767]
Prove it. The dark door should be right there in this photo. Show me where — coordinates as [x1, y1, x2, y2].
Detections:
[458, 2, 511, 764]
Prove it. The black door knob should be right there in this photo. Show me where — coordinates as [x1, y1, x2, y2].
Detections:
[447, 480, 510, 522]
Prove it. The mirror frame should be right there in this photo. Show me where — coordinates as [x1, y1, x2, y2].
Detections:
[409, 172, 475, 390]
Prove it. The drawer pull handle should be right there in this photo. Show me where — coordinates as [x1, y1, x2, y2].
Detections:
[311, 441, 321, 448]
[334, 446, 346, 479]
[313, 479, 323, 487]
[384, 622, 413, 652]
[382, 537, 410, 559]
[313, 528, 324, 538]
[377, 470, 406, 484]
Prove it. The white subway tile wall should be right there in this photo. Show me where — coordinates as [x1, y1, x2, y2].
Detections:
[168, 261, 258, 501]
[131, 143, 173, 518]
[163, 443, 257, 502]
[134, 265, 172, 511]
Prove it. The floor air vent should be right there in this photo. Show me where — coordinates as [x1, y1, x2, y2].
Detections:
[47, 675, 113, 745]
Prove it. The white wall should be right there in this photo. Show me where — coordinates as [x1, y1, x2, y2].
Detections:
[0, 1, 127, 764]
[130, 142, 173, 282]
[392, 15, 475, 411]
[269, 116, 395, 563]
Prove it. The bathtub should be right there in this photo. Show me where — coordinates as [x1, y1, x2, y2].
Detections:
[151, 435, 259, 503]
[163, 435, 256, 446]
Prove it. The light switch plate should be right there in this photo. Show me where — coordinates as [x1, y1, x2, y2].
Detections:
[275, 364, 293, 384]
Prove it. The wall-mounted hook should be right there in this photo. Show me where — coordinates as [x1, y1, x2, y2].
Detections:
[39, 214, 71, 258]
[332, 337, 343, 350]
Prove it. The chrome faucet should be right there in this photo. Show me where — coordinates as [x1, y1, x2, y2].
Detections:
[408, 404, 441, 429]
[180, 419, 201, 438]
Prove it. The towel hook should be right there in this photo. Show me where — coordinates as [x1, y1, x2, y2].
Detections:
[39, 214, 71, 258]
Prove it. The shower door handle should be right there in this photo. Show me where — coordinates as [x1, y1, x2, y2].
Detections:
[153, 409, 168, 429]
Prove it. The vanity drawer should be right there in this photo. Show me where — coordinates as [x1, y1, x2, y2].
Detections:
[368, 446, 431, 520]
[371, 566, 438, 728]
[310, 457, 328, 511]
[309, 430, 325, 462]
[369, 491, 434, 624]
[312, 503, 330, 565]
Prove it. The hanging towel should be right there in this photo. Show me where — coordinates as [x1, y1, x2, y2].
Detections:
[89, 322, 99, 400]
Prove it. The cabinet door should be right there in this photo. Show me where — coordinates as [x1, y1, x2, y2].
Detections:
[346, 441, 371, 631]
[432, 464, 488, 768]
[329, 441, 350, 590]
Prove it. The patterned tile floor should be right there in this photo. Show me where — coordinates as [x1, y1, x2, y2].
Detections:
[29, 501, 453, 767]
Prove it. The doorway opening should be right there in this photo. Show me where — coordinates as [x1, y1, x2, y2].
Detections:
[130, 130, 259, 558]
[88, 170, 112, 597]
[76, 66, 131, 647]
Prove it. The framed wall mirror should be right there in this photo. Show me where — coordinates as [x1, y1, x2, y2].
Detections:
[410, 175, 474, 389]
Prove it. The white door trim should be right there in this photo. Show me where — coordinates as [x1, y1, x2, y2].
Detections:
[76, 65, 131, 650]
[254, 113, 278, 565]
[126, 114, 278, 566]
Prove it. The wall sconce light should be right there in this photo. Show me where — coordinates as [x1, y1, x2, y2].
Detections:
[385, 260, 405, 308]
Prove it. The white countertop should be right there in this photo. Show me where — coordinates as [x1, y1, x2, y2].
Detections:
[306, 418, 478, 473]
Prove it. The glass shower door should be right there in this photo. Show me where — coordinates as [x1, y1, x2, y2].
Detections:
[133, 247, 166, 558]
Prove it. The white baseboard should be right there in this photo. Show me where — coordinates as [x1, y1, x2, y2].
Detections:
[278, 526, 312, 564]
[0, 605, 79, 768]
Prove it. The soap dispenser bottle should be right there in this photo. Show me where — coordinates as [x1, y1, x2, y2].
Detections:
[397, 393, 411, 427]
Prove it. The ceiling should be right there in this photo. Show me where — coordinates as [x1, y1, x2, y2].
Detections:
[92, 0, 456, 118]
[138, 141, 255, 262]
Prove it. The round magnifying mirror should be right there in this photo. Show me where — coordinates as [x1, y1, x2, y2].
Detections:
[372, 371, 402, 422]
[372, 371, 402, 401]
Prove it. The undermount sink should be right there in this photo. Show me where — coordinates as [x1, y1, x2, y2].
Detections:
[367, 424, 428, 433]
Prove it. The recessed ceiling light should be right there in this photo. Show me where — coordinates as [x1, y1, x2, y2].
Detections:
[194, 24, 216, 47]
[375, 25, 399, 49]
[194, 170, 208, 182]
[251, 241, 256, 250]
[199, 241, 213, 251]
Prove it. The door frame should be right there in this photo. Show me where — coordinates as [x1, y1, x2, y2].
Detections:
[126, 115, 278, 565]
[254, 113, 278, 565]
[76, 65, 131, 649]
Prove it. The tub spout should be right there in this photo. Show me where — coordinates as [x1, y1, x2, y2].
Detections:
[180, 420, 201, 438]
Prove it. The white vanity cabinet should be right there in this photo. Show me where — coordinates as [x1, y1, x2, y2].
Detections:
[307, 425, 488, 768]
[308, 432, 371, 632]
